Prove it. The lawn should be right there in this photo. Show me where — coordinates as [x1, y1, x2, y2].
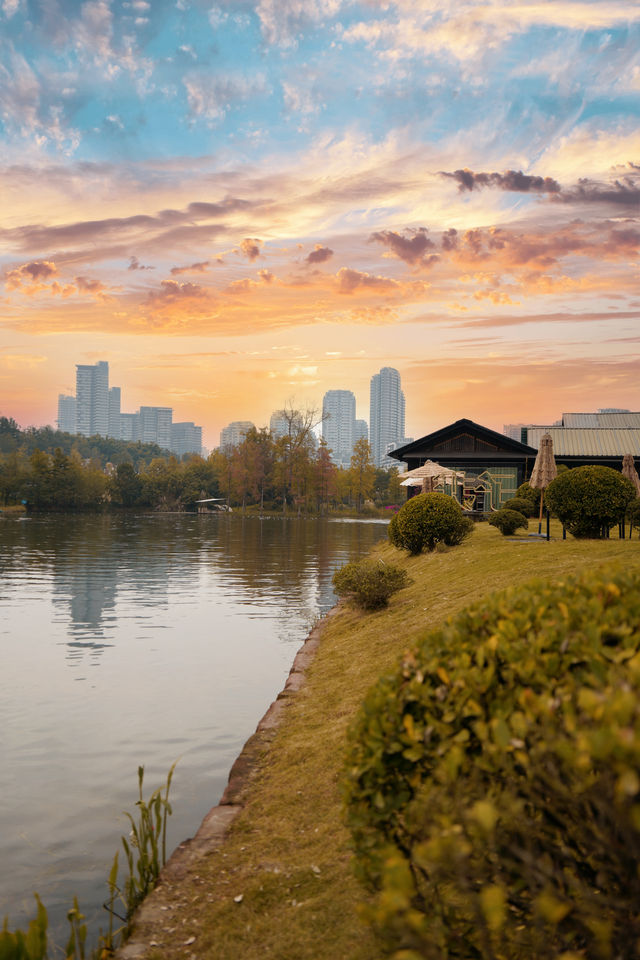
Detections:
[136, 521, 640, 960]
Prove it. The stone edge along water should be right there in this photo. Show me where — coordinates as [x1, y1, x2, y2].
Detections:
[116, 608, 337, 959]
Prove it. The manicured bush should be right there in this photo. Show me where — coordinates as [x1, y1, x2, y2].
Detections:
[332, 558, 410, 611]
[389, 493, 473, 555]
[515, 480, 541, 509]
[627, 497, 640, 535]
[488, 507, 528, 535]
[344, 567, 640, 960]
[502, 496, 534, 517]
[545, 465, 635, 538]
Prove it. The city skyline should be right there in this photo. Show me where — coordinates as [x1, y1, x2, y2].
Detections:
[1, 2, 639, 449]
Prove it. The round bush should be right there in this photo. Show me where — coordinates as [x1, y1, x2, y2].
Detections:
[332, 558, 410, 611]
[515, 481, 541, 509]
[502, 496, 534, 517]
[545, 465, 636, 538]
[389, 493, 473, 555]
[627, 497, 640, 534]
[344, 567, 640, 959]
[488, 507, 528, 535]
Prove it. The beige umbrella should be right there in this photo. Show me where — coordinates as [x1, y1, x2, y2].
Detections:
[528, 433, 557, 534]
[622, 453, 640, 496]
[401, 460, 464, 495]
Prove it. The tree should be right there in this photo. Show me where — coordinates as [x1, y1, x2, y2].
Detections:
[314, 439, 338, 514]
[545, 465, 636, 538]
[272, 402, 325, 512]
[349, 437, 375, 512]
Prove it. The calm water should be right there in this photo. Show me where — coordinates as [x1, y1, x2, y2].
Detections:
[0, 513, 387, 943]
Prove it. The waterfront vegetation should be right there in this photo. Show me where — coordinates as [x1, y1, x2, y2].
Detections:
[0, 416, 400, 514]
[1, 766, 176, 960]
[117, 521, 640, 960]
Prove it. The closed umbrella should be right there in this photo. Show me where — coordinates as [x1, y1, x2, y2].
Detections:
[528, 433, 557, 536]
[622, 454, 640, 496]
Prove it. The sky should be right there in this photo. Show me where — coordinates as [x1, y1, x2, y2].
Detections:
[1, 0, 639, 449]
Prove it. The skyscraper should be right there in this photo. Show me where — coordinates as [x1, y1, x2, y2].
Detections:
[75, 361, 109, 437]
[220, 421, 255, 451]
[57, 394, 77, 434]
[322, 389, 356, 467]
[171, 422, 203, 457]
[139, 406, 173, 449]
[369, 366, 405, 467]
[108, 387, 121, 439]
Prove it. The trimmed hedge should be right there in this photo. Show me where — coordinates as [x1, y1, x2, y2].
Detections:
[344, 567, 640, 959]
[627, 497, 640, 534]
[502, 496, 534, 517]
[545, 465, 635, 538]
[388, 493, 473, 555]
[488, 508, 528, 535]
[515, 481, 541, 509]
[332, 558, 410, 611]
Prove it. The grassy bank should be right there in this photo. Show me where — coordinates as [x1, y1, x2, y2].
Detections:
[140, 522, 640, 960]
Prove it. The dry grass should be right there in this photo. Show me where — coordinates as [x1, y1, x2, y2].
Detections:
[146, 522, 640, 960]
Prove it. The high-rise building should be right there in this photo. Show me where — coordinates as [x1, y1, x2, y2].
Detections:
[139, 406, 173, 449]
[171, 422, 203, 457]
[220, 420, 255, 451]
[57, 394, 77, 434]
[75, 360, 109, 437]
[354, 419, 368, 446]
[322, 390, 356, 467]
[369, 366, 406, 467]
[120, 412, 140, 442]
[108, 387, 121, 439]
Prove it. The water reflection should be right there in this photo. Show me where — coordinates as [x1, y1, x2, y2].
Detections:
[0, 513, 387, 941]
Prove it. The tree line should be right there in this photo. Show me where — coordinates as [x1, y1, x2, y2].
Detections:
[0, 414, 403, 513]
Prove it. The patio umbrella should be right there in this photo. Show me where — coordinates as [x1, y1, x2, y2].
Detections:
[528, 433, 557, 535]
[622, 453, 640, 496]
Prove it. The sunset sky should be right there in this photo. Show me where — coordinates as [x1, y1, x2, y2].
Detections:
[1, 0, 639, 449]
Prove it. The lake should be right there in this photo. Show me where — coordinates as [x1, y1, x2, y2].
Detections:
[0, 513, 388, 943]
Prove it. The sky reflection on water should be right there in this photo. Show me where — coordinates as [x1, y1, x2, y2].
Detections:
[0, 513, 387, 941]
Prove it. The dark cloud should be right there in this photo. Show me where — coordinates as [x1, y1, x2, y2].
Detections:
[441, 228, 458, 251]
[369, 227, 438, 266]
[559, 176, 640, 206]
[337, 267, 398, 294]
[170, 260, 210, 275]
[146, 279, 210, 305]
[442, 168, 561, 193]
[5, 259, 58, 289]
[0, 198, 249, 254]
[240, 237, 262, 261]
[128, 256, 155, 270]
[305, 244, 333, 264]
[74, 276, 105, 294]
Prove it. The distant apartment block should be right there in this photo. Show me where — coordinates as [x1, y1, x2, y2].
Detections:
[108, 387, 121, 439]
[57, 360, 202, 451]
[76, 360, 109, 437]
[354, 419, 368, 446]
[139, 406, 172, 449]
[57, 394, 77, 434]
[171, 422, 202, 457]
[370, 366, 406, 467]
[322, 389, 356, 468]
[220, 420, 255, 451]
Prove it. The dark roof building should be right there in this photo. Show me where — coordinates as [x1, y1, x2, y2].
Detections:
[391, 417, 640, 513]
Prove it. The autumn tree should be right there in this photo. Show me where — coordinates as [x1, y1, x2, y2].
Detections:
[349, 437, 375, 512]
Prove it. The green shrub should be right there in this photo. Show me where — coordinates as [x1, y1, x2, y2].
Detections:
[344, 567, 640, 960]
[515, 480, 541, 508]
[332, 558, 410, 611]
[545, 465, 635, 538]
[502, 496, 534, 517]
[389, 493, 473, 555]
[627, 497, 640, 534]
[488, 507, 528, 535]
[0, 896, 48, 960]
